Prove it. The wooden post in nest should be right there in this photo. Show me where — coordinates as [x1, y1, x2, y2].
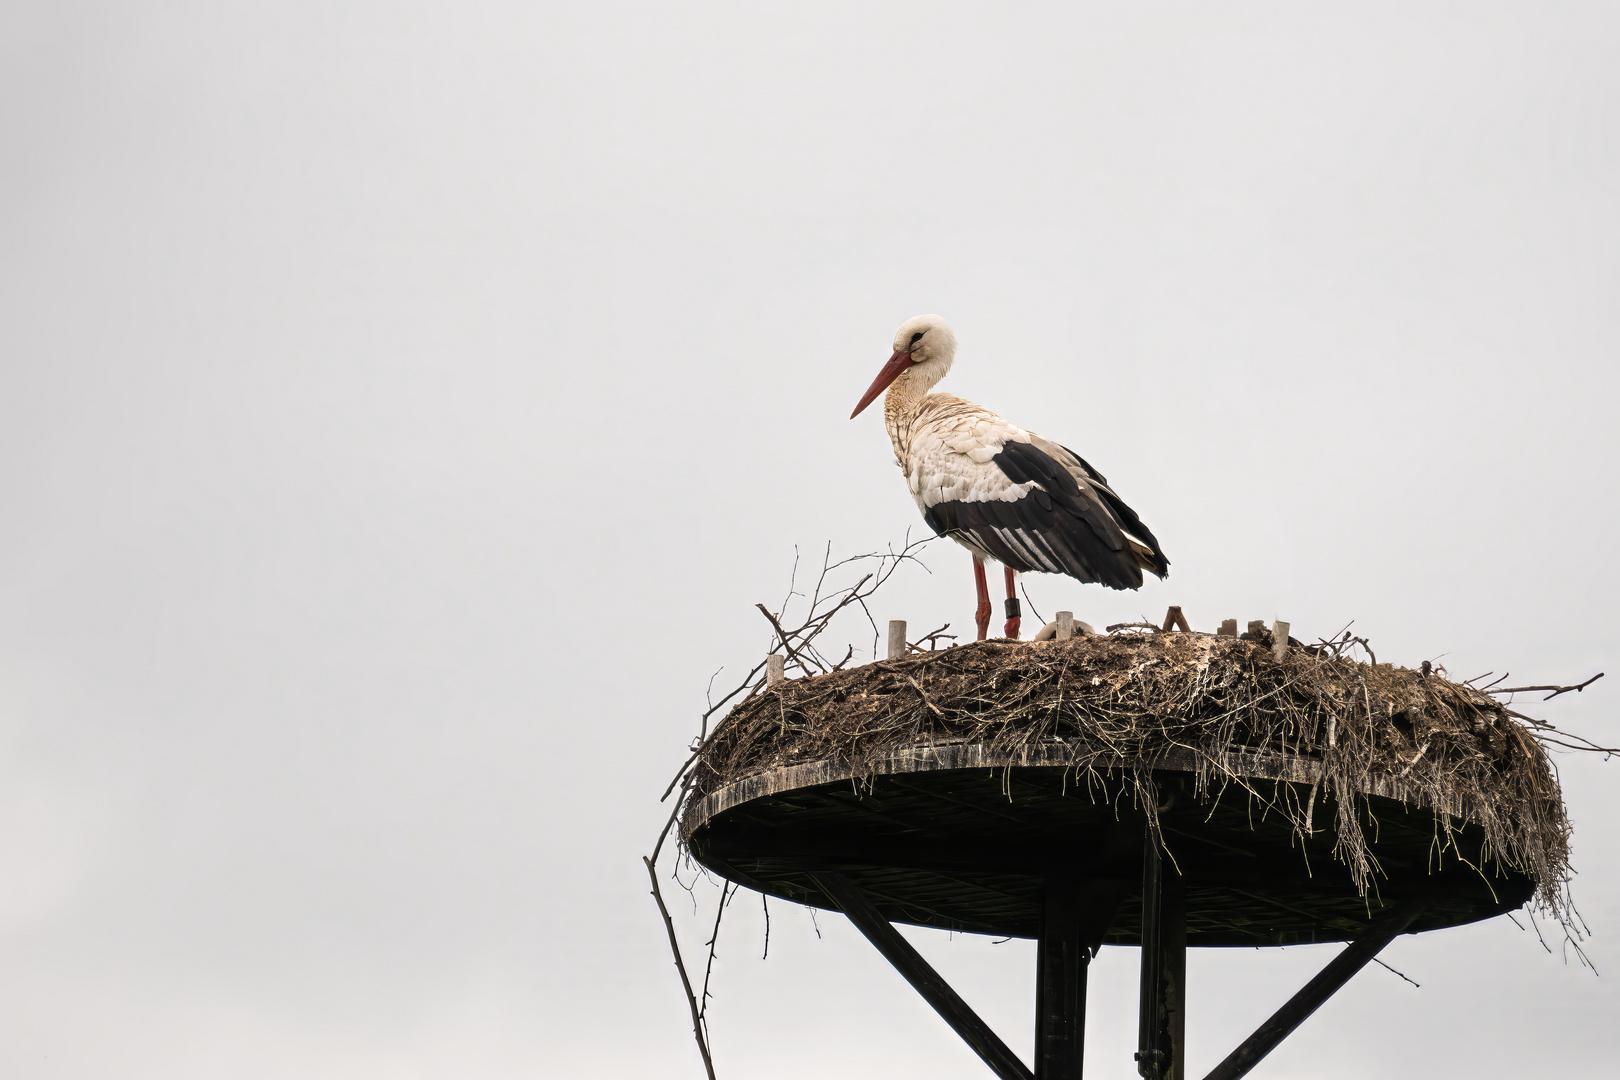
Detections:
[1218, 619, 1237, 637]
[1161, 607, 1191, 633]
[766, 654, 786, 686]
[1056, 611, 1075, 641]
[887, 620, 907, 661]
[1271, 621, 1291, 662]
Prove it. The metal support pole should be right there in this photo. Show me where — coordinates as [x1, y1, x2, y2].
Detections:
[1035, 877, 1086, 1080]
[1162, 868, 1186, 1080]
[811, 871, 1033, 1080]
[1137, 828, 1165, 1079]
[1137, 826, 1186, 1079]
[1035, 875, 1127, 1080]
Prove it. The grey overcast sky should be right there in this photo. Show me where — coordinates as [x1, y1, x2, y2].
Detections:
[2, 2, 1618, 1077]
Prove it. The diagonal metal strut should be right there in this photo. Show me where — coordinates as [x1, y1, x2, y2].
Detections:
[811, 871, 1034, 1080]
[1200, 897, 1428, 1080]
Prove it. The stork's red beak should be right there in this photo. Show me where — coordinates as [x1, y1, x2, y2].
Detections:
[850, 350, 914, 418]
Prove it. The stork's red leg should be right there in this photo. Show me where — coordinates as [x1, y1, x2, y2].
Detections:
[1004, 566, 1021, 640]
[972, 557, 992, 641]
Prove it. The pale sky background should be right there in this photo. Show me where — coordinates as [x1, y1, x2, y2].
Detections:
[2, 2, 1618, 1077]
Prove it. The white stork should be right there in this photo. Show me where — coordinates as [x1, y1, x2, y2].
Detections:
[851, 314, 1169, 641]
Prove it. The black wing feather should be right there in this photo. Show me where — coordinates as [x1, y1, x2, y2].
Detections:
[1058, 442, 1169, 578]
[921, 440, 1168, 590]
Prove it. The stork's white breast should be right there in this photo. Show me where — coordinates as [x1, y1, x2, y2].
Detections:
[902, 399, 1038, 508]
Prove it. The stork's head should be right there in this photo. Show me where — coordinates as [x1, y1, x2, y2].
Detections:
[850, 314, 957, 418]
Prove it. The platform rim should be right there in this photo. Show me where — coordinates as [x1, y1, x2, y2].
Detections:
[683, 738, 1474, 843]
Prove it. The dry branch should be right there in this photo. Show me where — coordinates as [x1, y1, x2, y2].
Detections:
[909, 622, 957, 653]
[644, 535, 936, 1078]
[1491, 673, 1605, 701]
[644, 855, 717, 1080]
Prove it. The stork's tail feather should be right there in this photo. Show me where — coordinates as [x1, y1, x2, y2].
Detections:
[1129, 537, 1170, 580]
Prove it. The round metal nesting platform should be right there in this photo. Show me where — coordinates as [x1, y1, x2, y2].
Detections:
[683, 742, 1535, 947]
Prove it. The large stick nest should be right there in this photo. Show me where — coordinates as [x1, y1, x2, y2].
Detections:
[691, 631, 1573, 924]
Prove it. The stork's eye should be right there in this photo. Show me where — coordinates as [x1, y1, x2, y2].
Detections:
[909, 331, 925, 345]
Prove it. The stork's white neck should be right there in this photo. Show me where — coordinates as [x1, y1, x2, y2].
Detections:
[882, 360, 948, 461]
